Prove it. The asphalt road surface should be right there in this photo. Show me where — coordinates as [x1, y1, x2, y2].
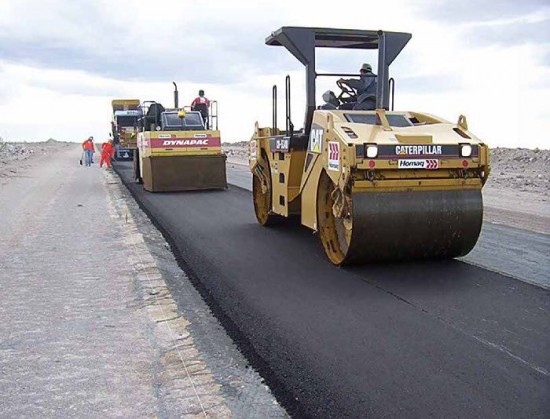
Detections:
[226, 162, 550, 289]
[115, 161, 550, 418]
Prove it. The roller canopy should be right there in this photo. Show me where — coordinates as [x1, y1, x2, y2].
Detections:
[266, 27, 411, 65]
[266, 27, 412, 132]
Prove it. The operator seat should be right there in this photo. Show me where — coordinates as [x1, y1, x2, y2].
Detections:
[142, 103, 165, 131]
[192, 103, 209, 128]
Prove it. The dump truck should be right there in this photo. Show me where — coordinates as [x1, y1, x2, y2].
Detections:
[134, 84, 227, 192]
[249, 27, 490, 265]
[112, 99, 142, 160]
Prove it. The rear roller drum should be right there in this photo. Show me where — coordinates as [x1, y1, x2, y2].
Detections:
[252, 153, 280, 226]
[317, 171, 353, 265]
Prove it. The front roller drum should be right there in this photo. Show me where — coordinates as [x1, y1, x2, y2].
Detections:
[316, 172, 483, 265]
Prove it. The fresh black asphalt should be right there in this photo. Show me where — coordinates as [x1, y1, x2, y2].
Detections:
[115, 161, 550, 418]
[226, 162, 550, 289]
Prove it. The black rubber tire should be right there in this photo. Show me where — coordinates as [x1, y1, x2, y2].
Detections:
[133, 149, 143, 184]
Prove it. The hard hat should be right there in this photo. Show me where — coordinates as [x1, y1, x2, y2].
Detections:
[88, 136, 93, 140]
[360, 63, 373, 72]
[322, 90, 336, 103]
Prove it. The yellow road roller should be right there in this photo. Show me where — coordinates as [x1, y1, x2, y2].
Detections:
[111, 98, 141, 160]
[134, 83, 227, 192]
[249, 27, 490, 265]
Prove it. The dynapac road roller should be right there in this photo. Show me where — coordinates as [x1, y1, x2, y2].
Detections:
[249, 27, 490, 265]
[134, 84, 227, 192]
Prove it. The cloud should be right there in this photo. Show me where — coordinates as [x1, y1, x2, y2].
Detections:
[0, 0, 294, 84]
[0, 0, 549, 148]
[462, 16, 550, 50]
[420, 0, 550, 22]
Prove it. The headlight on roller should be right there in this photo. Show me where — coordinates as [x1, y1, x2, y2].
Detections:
[365, 144, 378, 158]
[460, 143, 472, 157]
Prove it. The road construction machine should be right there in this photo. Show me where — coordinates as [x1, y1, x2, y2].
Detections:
[112, 99, 142, 160]
[249, 27, 490, 265]
[134, 84, 227, 192]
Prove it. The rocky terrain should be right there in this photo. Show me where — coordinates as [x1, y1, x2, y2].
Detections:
[0, 139, 76, 180]
[0, 141, 34, 163]
[486, 147, 549, 197]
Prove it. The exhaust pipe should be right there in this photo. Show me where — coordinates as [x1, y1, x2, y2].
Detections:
[173, 81, 179, 108]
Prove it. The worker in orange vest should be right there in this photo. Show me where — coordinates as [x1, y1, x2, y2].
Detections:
[81, 136, 95, 166]
[100, 138, 115, 168]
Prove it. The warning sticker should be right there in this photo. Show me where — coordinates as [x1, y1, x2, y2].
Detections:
[328, 142, 340, 171]
[398, 159, 439, 169]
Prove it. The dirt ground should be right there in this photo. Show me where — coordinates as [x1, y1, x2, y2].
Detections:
[223, 142, 550, 234]
[0, 139, 76, 181]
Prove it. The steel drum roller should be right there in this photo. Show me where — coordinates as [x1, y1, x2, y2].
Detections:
[317, 180, 483, 265]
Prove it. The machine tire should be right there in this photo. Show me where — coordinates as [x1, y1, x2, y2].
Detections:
[133, 149, 143, 184]
[252, 151, 281, 226]
[316, 170, 352, 265]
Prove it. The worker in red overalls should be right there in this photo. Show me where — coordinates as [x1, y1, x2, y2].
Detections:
[100, 139, 115, 168]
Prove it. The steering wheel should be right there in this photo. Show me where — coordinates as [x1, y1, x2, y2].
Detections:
[336, 79, 358, 103]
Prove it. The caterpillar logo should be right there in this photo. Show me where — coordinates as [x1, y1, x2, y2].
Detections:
[309, 128, 323, 153]
[162, 139, 208, 146]
[395, 145, 442, 155]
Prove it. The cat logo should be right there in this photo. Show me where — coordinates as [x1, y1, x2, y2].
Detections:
[309, 128, 323, 153]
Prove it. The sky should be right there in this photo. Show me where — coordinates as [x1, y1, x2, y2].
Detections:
[0, 0, 549, 148]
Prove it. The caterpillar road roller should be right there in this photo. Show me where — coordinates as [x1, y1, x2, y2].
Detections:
[249, 27, 490, 265]
[112, 99, 142, 160]
[134, 83, 227, 192]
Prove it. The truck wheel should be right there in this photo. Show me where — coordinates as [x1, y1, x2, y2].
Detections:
[133, 149, 143, 184]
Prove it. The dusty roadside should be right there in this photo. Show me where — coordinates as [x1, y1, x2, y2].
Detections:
[0, 139, 75, 181]
[0, 142, 286, 417]
[223, 143, 550, 234]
